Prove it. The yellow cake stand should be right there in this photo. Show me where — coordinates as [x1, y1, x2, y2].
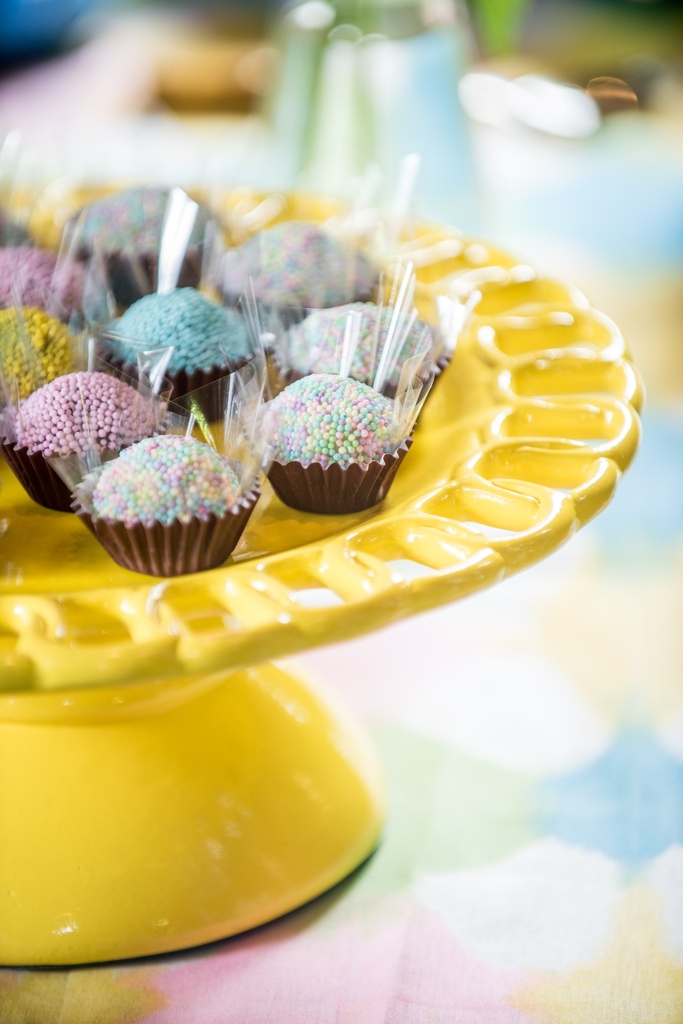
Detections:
[0, 196, 642, 965]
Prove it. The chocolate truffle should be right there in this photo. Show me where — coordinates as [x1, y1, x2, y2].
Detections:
[91, 434, 241, 527]
[73, 187, 210, 256]
[0, 307, 73, 399]
[0, 246, 85, 318]
[76, 432, 259, 575]
[285, 302, 433, 392]
[15, 371, 155, 458]
[108, 287, 251, 378]
[224, 222, 376, 309]
[267, 374, 395, 469]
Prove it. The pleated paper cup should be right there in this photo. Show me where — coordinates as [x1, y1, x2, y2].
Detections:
[72, 487, 260, 577]
[267, 439, 412, 515]
[1, 440, 74, 512]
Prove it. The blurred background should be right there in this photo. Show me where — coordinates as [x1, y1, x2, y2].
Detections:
[1, 0, 682, 404]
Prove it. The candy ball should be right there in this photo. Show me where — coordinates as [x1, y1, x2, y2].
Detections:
[266, 374, 395, 469]
[72, 187, 211, 255]
[224, 222, 375, 309]
[92, 434, 240, 527]
[287, 302, 433, 390]
[108, 287, 251, 376]
[16, 371, 156, 458]
[0, 246, 85, 316]
[0, 307, 73, 399]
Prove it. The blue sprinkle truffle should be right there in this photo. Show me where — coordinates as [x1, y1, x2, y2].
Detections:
[108, 287, 251, 375]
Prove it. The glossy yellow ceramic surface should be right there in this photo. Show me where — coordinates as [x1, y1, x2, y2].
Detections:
[0, 192, 643, 964]
[0, 662, 384, 965]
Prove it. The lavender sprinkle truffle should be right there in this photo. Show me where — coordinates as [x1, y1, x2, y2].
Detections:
[267, 374, 396, 470]
[224, 222, 376, 309]
[0, 246, 85, 317]
[108, 288, 251, 377]
[15, 371, 156, 458]
[91, 434, 241, 528]
[286, 302, 433, 391]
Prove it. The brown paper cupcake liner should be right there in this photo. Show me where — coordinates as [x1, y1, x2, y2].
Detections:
[432, 351, 452, 386]
[1, 440, 74, 513]
[167, 354, 255, 411]
[107, 353, 255, 420]
[267, 439, 413, 515]
[73, 488, 260, 577]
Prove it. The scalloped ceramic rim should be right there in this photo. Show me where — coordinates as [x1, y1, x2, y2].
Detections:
[0, 196, 643, 699]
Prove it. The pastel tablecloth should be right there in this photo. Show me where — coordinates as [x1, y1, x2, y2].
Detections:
[1, 373, 681, 1022]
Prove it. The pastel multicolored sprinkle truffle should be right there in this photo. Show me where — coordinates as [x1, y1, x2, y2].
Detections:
[15, 371, 156, 458]
[91, 434, 241, 527]
[108, 287, 251, 377]
[286, 302, 433, 391]
[224, 222, 376, 309]
[267, 374, 395, 469]
[72, 187, 211, 256]
[0, 246, 85, 317]
[71, 187, 215, 308]
[0, 307, 73, 399]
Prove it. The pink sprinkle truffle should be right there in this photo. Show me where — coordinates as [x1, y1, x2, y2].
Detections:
[0, 247, 85, 318]
[16, 371, 157, 458]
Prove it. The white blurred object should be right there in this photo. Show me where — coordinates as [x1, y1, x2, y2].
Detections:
[459, 70, 602, 139]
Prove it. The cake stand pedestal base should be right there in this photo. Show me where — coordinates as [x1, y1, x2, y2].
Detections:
[0, 664, 384, 966]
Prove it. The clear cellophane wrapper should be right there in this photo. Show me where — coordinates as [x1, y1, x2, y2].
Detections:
[0, 132, 89, 327]
[0, 130, 39, 247]
[0, 264, 87, 508]
[0, 290, 171, 512]
[67, 351, 271, 576]
[390, 226, 487, 375]
[217, 183, 389, 328]
[216, 157, 426, 323]
[263, 272, 434, 514]
[82, 190, 261, 409]
[64, 185, 225, 321]
[265, 261, 437, 398]
[0, 239, 90, 334]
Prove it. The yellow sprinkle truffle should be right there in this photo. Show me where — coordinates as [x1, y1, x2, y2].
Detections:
[0, 307, 73, 399]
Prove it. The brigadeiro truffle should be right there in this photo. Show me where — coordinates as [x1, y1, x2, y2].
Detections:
[281, 301, 435, 396]
[0, 307, 74, 399]
[104, 286, 253, 408]
[265, 373, 413, 514]
[222, 221, 376, 314]
[68, 186, 215, 308]
[0, 246, 85, 320]
[2, 370, 159, 512]
[73, 434, 259, 576]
